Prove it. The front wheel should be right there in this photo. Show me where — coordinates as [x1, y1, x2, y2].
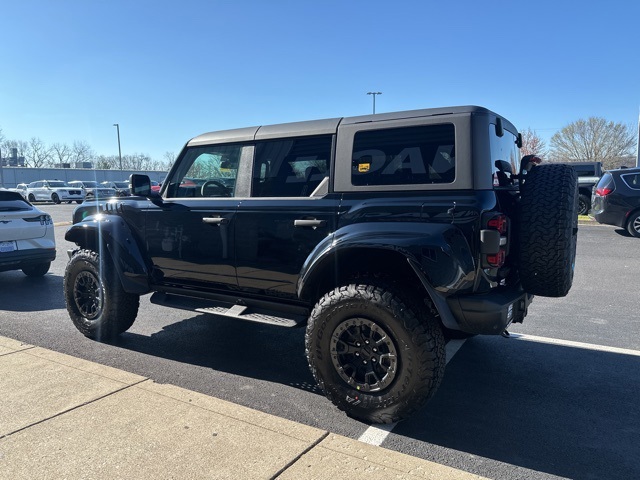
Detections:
[305, 281, 446, 424]
[28, 194, 36, 202]
[626, 212, 640, 238]
[64, 249, 140, 341]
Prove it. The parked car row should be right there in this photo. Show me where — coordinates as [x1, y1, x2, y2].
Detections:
[7, 179, 135, 204]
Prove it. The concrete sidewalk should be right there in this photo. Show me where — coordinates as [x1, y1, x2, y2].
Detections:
[0, 335, 485, 479]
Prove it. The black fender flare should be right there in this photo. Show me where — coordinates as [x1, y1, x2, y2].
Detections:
[65, 215, 151, 294]
[297, 221, 476, 324]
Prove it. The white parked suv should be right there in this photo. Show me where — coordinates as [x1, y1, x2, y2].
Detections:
[27, 180, 84, 204]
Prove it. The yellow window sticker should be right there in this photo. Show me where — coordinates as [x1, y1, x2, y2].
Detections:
[358, 163, 371, 173]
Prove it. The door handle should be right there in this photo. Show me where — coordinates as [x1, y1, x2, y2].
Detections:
[202, 217, 229, 226]
[294, 218, 326, 228]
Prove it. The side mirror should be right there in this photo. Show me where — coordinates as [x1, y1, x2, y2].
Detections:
[130, 174, 151, 196]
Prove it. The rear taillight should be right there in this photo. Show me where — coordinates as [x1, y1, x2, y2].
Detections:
[596, 187, 612, 196]
[481, 213, 509, 268]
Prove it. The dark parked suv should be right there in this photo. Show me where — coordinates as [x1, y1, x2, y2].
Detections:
[62, 106, 578, 423]
[592, 167, 640, 237]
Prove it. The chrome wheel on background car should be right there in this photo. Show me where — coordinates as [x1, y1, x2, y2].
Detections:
[627, 212, 640, 238]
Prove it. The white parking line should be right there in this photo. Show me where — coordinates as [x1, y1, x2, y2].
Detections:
[509, 333, 640, 357]
[358, 338, 468, 446]
[357, 334, 640, 446]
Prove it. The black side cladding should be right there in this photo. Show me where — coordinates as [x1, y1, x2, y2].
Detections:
[517, 164, 579, 297]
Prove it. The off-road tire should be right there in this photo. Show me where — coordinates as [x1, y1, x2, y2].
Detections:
[21, 262, 51, 277]
[577, 194, 590, 216]
[305, 280, 446, 424]
[518, 164, 578, 297]
[64, 249, 139, 341]
[51, 193, 61, 204]
[626, 211, 640, 238]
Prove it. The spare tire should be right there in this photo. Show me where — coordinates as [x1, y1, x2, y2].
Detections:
[518, 164, 578, 297]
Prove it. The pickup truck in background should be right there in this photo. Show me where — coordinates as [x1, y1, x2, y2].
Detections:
[559, 162, 603, 215]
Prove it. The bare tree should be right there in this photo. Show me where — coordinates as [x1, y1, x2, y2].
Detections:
[24, 137, 52, 168]
[162, 151, 176, 171]
[51, 143, 72, 165]
[71, 140, 95, 165]
[94, 154, 120, 170]
[550, 117, 637, 169]
[520, 128, 548, 158]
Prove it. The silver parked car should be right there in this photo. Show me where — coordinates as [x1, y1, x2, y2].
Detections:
[68, 180, 117, 200]
[0, 189, 56, 276]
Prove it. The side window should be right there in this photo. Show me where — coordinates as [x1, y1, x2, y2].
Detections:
[252, 136, 331, 197]
[351, 124, 455, 186]
[165, 145, 242, 198]
[622, 174, 640, 190]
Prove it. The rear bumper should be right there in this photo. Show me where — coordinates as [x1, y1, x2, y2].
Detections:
[0, 248, 56, 272]
[446, 286, 534, 335]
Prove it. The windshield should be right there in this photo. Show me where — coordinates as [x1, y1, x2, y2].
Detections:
[114, 182, 129, 188]
[83, 181, 99, 188]
[48, 181, 68, 187]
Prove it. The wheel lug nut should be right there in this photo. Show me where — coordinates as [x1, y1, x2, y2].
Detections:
[355, 352, 360, 357]
[363, 360, 367, 364]
[372, 358, 377, 363]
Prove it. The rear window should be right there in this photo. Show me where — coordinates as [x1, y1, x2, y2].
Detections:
[351, 124, 455, 186]
[596, 172, 614, 190]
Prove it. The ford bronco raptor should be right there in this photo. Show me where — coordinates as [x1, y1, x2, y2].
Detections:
[63, 106, 578, 423]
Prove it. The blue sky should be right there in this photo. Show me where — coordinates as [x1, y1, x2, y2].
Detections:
[1, 1, 638, 161]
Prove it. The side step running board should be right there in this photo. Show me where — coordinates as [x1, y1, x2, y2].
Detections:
[150, 292, 307, 328]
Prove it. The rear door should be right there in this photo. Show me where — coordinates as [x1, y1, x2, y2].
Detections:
[234, 135, 338, 299]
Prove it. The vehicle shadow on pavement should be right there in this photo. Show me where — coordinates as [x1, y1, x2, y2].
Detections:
[389, 336, 640, 480]
[0, 273, 66, 311]
[114, 313, 321, 394]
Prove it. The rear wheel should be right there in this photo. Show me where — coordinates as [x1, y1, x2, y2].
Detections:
[305, 280, 446, 424]
[64, 249, 139, 341]
[518, 164, 578, 297]
[22, 262, 51, 277]
[51, 193, 61, 204]
[626, 211, 640, 238]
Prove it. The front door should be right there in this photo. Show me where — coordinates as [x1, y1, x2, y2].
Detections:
[144, 144, 244, 290]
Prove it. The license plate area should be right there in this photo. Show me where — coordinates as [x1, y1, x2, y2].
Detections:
[0, 241, 17, 253]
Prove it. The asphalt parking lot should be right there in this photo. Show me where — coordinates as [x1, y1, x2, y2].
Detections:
[1, 203, 639, 479]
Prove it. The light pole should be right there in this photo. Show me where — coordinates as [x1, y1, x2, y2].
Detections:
[367, 92, 382, 114]
[0, 147, 4, 188]
[113, 123, 123, 171]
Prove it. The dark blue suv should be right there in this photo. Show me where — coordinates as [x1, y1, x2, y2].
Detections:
[592, 167, 640, 237]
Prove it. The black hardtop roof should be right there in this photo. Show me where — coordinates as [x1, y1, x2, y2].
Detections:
[188, 105, 509, 146]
